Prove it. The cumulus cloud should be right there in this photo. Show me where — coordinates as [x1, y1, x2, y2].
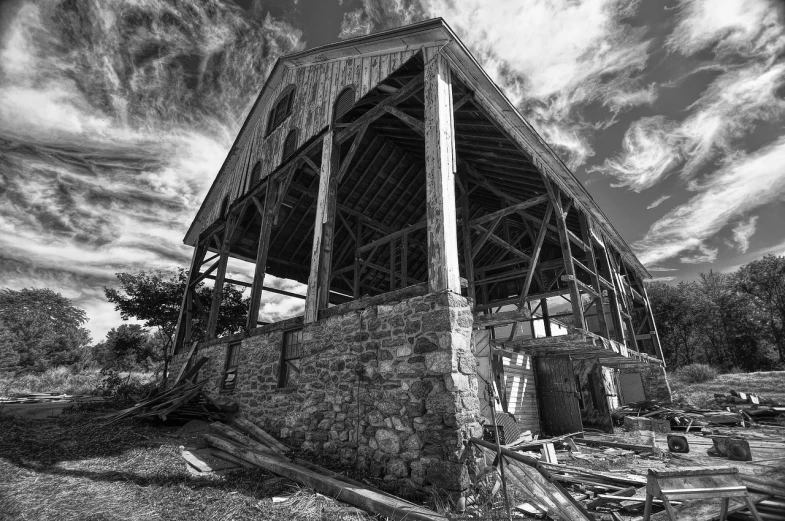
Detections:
[635, 137, 785, 265]
[0, 0, 304, 339]
[731, 216, 758, 253]
[647, 195, 672, 210]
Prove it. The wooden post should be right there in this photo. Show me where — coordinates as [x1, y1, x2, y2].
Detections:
[305, 132, 339, 323]
[206, 218, 233, 339]
[172, 237, 208, 354]
[541, 299, 552, 337]
[353, 219, 361, 299]
[459, 172, 476, 305]
[401, 232, 408, 289]
[642, 284, 666, 363]
[578, 213, 610, 339]
[424, 50, 461, 294]
[598, 244, 628, 345]
[245, 184, 274, 330]
[544, 180, 584, 330]
[390, 240, 396, 291]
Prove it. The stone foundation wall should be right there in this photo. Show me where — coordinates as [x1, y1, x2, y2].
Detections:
[620, 363, 672, 402]
[168, 287, 482, 489]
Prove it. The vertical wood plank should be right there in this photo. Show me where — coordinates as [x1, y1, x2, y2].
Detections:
[545, 180, 584, 330]
[579, 212, 610, 340]
[361, 56, 371, 97]
[245, 184, 274, 329]
[402, 232, 408, 288]
[304, 132, 338, 323]
[354, 220, 361, 299]
[206, 218, 234, 339]
[459, 174, 476, 305]
[424, 51, 461, 294]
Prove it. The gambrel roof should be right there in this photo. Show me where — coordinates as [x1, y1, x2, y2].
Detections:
[184, 18, 650, 279]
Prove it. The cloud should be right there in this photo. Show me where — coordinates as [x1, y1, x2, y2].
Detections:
[635, 137, 785, 265]
[339, 0, 655, 167]
[0, 0, 304, 340]
[731, 216, 758, 253]
[647, 266, 679, 272]
[647, 195, 672, 210]
[646, 276, 676, 282]
[679, 244, 718, 264]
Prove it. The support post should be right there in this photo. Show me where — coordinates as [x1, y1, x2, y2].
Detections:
[459, 178, 476, 305]
[424, 50, 460, 293]
[172, 237, 208, 355]
[401, 232, 409, 289]
[545, 180, 584, 330]
[305, 132, 339, 323]
[246, 184, 274, 330]
[206, 219, 233, 339]
[578, 213, 610, 339]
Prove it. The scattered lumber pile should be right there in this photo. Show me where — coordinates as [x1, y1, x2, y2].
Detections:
[612, 399, 743, 430]
[202, 418, 447, 521]
[102, 356, 228, 425]
[0, 393, 87, 404]
[714, 390, 782, 407]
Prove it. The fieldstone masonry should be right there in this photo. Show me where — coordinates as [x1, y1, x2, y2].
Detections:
[169, 286, 482, 489]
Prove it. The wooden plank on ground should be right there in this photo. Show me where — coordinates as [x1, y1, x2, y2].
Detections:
[232, 417, 290, 454]
[204, 434, 447, 521]
[208, 422, 282, 456]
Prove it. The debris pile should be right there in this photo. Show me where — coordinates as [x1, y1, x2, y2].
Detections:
[198, 418, 446, 521]
[102, 356, 228, 425]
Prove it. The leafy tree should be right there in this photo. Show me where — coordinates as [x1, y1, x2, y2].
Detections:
[735, 255, 785, 363]
[104, 269, 248, 381]
[92, 324, 162, 371]
[0, 320, 22, 371]
[0, 288, 91, 372]
[647, 282, 701, 367]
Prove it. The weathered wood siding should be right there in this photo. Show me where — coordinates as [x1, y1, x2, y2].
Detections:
[200, 49, 420, 228]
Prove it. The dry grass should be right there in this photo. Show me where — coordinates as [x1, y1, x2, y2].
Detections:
[0, 367, 155, 398]
[670, 370, 785, 408]
[0, 404, 370, 520]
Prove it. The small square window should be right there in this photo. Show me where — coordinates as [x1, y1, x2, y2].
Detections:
[279, 329, 302, 388]
[221, 342, 241, 393]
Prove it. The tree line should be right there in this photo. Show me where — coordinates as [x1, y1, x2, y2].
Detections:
[647, 255, 785, 372]
[0, 269, 248, 375]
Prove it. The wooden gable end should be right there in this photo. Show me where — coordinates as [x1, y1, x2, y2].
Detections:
[194, 48, 424, 238]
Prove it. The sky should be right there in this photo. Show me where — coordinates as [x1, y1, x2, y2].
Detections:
[1, 0, 784, 342]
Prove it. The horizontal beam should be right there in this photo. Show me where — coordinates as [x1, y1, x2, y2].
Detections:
[357, 220, 426, 253]
[202, 274, 306, 300]
[469, 194, 549, 227]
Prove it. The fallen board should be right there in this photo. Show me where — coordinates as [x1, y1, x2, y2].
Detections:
[204, 434, 447, 521]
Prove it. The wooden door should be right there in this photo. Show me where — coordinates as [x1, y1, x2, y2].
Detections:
[535, 355, 583, 435]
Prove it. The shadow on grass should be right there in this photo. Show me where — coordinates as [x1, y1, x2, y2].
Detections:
[0, 403, 288, 501]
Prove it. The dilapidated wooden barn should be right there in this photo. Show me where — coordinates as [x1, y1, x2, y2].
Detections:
[169, 19, 671, 487]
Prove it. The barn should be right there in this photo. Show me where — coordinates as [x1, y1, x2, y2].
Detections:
[168, 18, 671, 488]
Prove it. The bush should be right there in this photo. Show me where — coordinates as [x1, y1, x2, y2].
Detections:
[677, 363, 719, 384]
[97, 369, 157, 406]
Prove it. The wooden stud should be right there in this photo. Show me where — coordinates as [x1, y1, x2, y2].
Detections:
[424, 51, 461, 293]
[459, 171, 476, 305]
[544, 180, 584, 330]
[579, 212, 610, 340]
[206, 216, 236, 339]
[245, 184, 274, 330]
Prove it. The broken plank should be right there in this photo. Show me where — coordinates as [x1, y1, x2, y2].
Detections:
[208, 422, 281, 456]
[232, 417, 290, 454]
[204, 434, 447, 521]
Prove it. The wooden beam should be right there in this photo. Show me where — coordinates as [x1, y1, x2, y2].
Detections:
[206, 215, 235, 339]
[579, 213, 610, 340]
[424, 51, 460, 293]
[172, 237, 209, 354]
[517, 203, 553, 308]
[245, 183, 274, 329]
[471, 215, 502, 259]
[471, 224, 530, 260]
[357, 220, 426, 253]
[459, 172, 476, 305]
[305, 129, 339, 323]
[469, 194, 549, 227]
[336, 73, 424, 143]
[545, 180, 584, 329]
[337, 123, 368, 183]
[384, 106, 424, 136]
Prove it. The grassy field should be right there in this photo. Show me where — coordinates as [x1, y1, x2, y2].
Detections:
[0, 367, 155, 397]
[0, 404, 368, 520]
[669, 370, 785, 408]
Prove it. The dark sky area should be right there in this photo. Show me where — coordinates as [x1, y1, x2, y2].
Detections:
[0, 0, 783, 340]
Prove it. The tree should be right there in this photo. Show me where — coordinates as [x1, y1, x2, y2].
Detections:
[0, 288, 91, 372]
[735, 255, 785, 363]
[104, 269, 248, 381]
[92, 324, 162, 371]
[0, 320, 22, 371]
[647, 282, 701, 367]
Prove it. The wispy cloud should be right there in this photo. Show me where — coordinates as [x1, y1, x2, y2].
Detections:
[0, 0, 304, 339]
[636, 137, 785, 265]
[679, 244, 719, 265]
[647, 195, 672, 210]
[731, 216, 759, 253]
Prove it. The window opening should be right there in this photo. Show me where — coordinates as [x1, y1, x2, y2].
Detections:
[279, 329, 302, 387]
[221, 342, 241, 392]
